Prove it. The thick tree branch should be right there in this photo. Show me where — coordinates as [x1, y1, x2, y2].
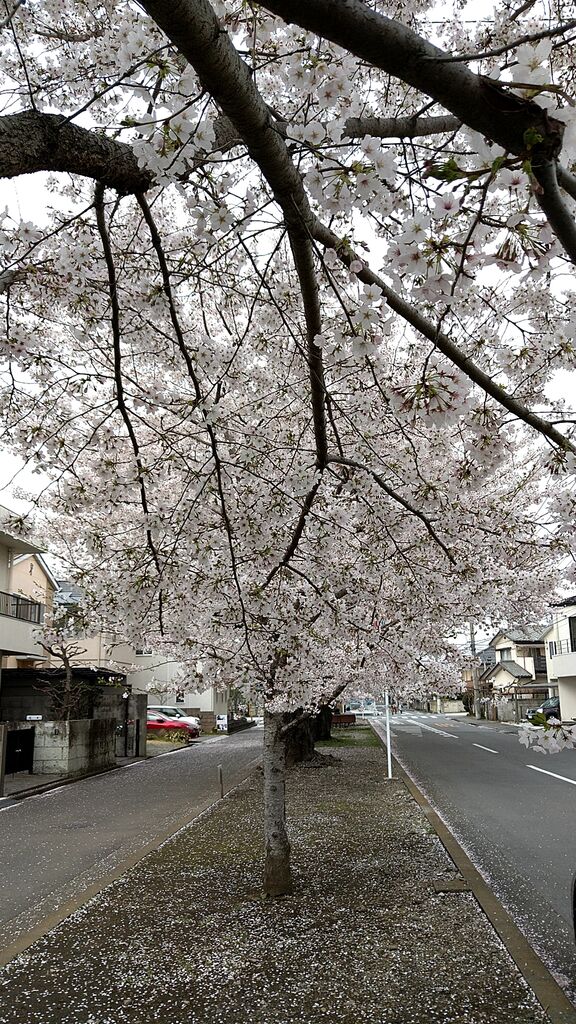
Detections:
[259, 0, 576, 259]
[0, 111, 153, 193]
[557, 166, 576, 203]
[140, 0, 329, 469]
[258, 0, 563, 160]
[343, 114, 461, 140]
[312, 217, 576, 457]
[0, 12, 572, 457]
[533, 160, 576, 261]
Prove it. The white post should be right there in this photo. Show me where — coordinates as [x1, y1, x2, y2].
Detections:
[384, 688, 393, 780]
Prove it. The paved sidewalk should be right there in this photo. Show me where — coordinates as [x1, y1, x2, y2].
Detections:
[1, 728, 573, 1024]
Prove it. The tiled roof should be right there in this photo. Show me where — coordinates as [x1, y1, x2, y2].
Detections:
[490, 625, 548, 645]
[497, 660, 532, 679]
[504, 627, 547, 644]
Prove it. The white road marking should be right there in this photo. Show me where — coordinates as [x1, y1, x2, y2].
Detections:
[410, 721, 458, 739]
[526, 765, 576, 786]
[473, 743, 499, 754]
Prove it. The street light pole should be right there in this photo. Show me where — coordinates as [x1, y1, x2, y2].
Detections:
[470, 620, 482, 720]
[384, 687, 393, 780]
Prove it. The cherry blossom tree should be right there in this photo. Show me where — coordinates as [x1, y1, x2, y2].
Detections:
[0, 0, 575, 894]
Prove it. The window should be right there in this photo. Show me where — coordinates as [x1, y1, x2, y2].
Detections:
[498, 647, 512, 661]
[549, 641, 557, 657]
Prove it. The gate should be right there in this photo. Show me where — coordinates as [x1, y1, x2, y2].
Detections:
[6, 727, 35, 774]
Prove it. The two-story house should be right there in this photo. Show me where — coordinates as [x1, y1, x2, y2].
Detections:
[543, 598, 576, 720]
[480, 627, 550, 702]
[54, 580, 137, 676]
[56, 581, 229, 731]
[0, 508, 53, 675]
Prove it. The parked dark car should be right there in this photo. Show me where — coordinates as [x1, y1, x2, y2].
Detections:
[525, 697, 561, 723]
[146, 711, 199, 740]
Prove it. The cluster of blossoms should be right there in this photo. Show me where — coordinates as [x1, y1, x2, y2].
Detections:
[519, 721, 576, 755]
[0, 0, 573, 722]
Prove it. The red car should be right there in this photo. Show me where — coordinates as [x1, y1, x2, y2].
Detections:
[146, 711, 199, 740]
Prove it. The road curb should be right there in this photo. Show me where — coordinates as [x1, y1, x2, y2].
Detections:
[371, 724, 576, 1024]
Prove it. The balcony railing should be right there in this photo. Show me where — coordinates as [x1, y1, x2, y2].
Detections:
[549, 639, 576, 657]
[0, 590, 44, 624]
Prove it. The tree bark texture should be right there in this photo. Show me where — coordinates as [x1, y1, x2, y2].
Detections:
[263, 710, 293, 896]
[313, 704, 333, 742]
[0, 111, 152, 193]
[283, 711, 315, 766]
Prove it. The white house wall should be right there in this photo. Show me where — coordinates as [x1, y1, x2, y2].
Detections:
[0, 544, 9, 591]
[0, 614, 45, 658]
[129, 654, 227, 712]
[545, 603, 576, 689]
[558, 678, 576, 721]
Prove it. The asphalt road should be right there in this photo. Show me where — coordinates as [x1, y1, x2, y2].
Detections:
[374, 711, 576, 996]
[0, 728, 262, 955]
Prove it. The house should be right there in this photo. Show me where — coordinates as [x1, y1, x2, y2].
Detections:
[56, 582, 229, 732]
[479, 627, 551, 719]
[0, 508, 52, 673]
[54, 580, 137, 676]
[3, 552, 59, 668]
[543, 598, 576, 721]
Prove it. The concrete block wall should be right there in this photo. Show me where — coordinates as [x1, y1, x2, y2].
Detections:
[185, 709, 216, 732]
[32, 719, 116, 775]
[496, 699, 544, 723]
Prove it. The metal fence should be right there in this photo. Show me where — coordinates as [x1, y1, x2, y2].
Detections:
[0, 590, 44, 623]
[549, 639, 575, 657]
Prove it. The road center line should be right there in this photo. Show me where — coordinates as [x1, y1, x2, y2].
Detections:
[473, 743, 499, 754]
[526, 764, 576, 786]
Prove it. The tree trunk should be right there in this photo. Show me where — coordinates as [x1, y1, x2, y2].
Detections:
[284, 710, 315, 767]
[313, 704, 333, 741]
[263, 710, 293, 897]
[63, 659, 73, 721]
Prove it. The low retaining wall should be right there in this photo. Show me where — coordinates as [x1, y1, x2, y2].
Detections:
[33, 719, 117, 775]
[496, 699, 540, 723]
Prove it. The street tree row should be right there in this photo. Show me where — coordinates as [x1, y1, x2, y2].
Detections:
[0, 0, 574, 893]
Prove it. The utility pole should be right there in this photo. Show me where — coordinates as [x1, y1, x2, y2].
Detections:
[470, 620, 482, 720]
